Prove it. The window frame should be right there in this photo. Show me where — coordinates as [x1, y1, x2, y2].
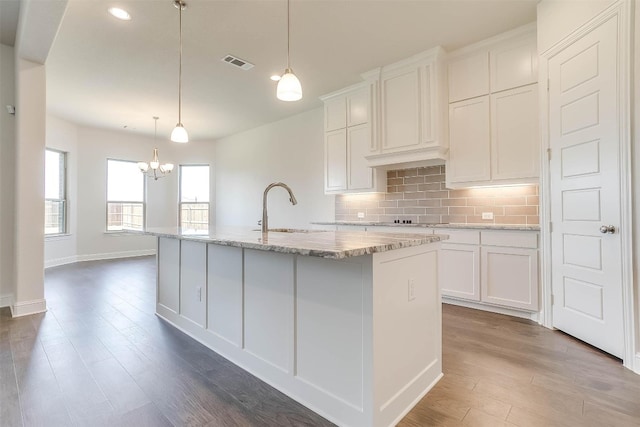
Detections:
[44, 148, 68, 237]
[105, 158, 147, 232]
[178, 164, 210, 231]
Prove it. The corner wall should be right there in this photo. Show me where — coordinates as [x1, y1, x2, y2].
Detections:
[214, 108, 334, 228]
[0, 44, 15, 307]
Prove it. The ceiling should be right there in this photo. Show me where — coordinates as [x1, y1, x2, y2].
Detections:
[43, 0, 537, 141]
[0, 0, 19, 46]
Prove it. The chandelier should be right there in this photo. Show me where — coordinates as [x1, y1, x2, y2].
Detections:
[138, 117, 174, 180]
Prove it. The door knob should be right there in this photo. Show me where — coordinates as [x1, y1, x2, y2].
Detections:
[600, 225, 616, 234]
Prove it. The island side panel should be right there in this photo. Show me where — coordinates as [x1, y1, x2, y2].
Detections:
[372, 243, 442, 427]
[207, 244, 243, 347]
[179, 240, 207, 328]
[158, 237, 180, 314]
[295, 255, 374, 427]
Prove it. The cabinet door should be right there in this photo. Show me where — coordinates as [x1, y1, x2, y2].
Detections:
[380, 67, 421, 152]
[448, 96, 491, 184]
[325, 129, 347, 192]
[439, 243, 480, 301]
[490, 34, 537, 93]
[448, 51, 490, 103]
[325, 97, 346, 131]
[491, 84, 539, 181]
[481, 246, 539, 311]
[347, 88, 369, 127]
[347, 124, 373, 191]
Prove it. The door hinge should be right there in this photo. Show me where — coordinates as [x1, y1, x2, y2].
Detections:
[549, 222, 553, 232]
[551, 294, 555, 305]
[547, 148, 551, 161]
[547, 78, 550, 92]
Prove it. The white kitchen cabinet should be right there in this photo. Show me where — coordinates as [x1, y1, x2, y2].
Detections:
[491, 85, 539, 181]
[180, 240, 207, 327]
[448, 51, 489, 103]
[447, 96, 491, 184]
[325, 129, 347, 191]
[158, 237, 180, 314]
[446, 24, 539, 188]
[322, 84, 384, 194]
[439, 228, 539, 314]
[364, 46, 448, 168]
[481, 245, 538, 311]
[490, 33, 538, 93]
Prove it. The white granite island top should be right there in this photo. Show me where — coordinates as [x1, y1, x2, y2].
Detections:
[144, 226, 446, 259]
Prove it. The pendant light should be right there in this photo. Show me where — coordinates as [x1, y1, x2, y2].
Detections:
[276, 0, 302, 102]
[171, 0, 189, 143]
[139, 117, 174, 180]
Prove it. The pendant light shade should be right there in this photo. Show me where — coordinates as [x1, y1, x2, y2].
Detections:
[276, 0, 302, 102]
[277, 68, 302, 101]
[171, 124, 189, 143]
[171, 0, 189, 143]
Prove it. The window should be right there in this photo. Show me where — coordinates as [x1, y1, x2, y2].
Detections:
[45, 149, 67, 235]
[107, 159, 145, 231]
[179, 165, 209, 231]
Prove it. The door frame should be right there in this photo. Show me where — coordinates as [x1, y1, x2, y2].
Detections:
[538, 0, 636, 372]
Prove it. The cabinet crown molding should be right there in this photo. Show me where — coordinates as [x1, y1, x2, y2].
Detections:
[448, 22, 536, 59]
[319, 81, 370, 102]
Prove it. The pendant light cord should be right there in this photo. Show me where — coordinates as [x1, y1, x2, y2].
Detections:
[286, 0, 290, 69]
[178, 2, 183, 124]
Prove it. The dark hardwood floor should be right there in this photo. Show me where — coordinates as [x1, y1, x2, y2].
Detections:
[1, 256, 639, 426]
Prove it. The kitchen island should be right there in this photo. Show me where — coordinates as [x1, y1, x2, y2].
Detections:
[146, 227, 446, 427]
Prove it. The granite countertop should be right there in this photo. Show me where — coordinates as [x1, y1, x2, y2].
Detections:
[312, 221, 540, 231]
[143, 226, 447, 259]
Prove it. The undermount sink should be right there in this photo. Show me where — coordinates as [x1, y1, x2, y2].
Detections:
[252, 228, 326, 233]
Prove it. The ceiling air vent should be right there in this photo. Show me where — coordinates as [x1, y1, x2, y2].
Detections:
[221, 54, 254, 71]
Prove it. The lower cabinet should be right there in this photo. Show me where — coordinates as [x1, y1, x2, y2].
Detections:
[439, 229, 539, 313]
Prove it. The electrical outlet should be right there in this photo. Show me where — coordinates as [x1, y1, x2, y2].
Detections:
[482, 212, 494, 220]
[357, 212, 365, 219]
[408, 278, 416, 301]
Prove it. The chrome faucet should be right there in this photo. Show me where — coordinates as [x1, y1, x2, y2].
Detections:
[262, 182, 298, 233]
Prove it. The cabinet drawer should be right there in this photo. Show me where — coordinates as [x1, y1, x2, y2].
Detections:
[436, 229, 480, 245]
[481, 231, 538, 248]
[371, 226, 433, 234]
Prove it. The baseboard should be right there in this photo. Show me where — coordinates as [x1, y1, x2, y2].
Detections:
[45, 249, 156, 269]
[443, 297, 540, 322]
[10, 298, 46, 317]
[0, 294, 13, 308]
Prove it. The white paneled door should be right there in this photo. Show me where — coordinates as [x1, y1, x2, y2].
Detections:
[548, 16, 623, 358]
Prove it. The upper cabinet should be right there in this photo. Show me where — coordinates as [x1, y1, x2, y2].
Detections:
[321, 83, 385, 194]
[364, 46, 448, 169]
[446, 24, 539, 188]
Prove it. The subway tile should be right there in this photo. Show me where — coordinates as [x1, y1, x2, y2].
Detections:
[379, 215, 398, 223]
[418, 166, 443, 176]
[387, 178, 403, 186]
[378, 200, 398, 208]
[397, 184, 419, 192]
[442, 215, 467, 224]
[424, 174, 446, 183]
[418, 183, 442, 191]
[403, 191, 428, 200]
[441, 199, 467, 207]
[493, 197, 527, 206]
[505, 206, 538, 216]
[495, 215, 527, 225]
[466, 197, 495, 207]
[387, 186, 397, 193]
[449, 206, 476, 215]
[366, 208, 384, 215]
[466, 216, 491, 224]
[387, 170, 397, 179]
[447, 189, 472, 198]
[422, 190, 449, 199]
[527, 195, 539, 205]
[385, 192, 404, 201]
[417, 199, 442, 207]
[384, 208, 404, 215]
[426, 207, 449, 215]
[404, 176, 426, 185]
[403, 208, 427, 215]
[474, 206, 505, 216]
[417, 215, 443, 224]
[397, 200, 419, 207]
[527, 216, 540, 225]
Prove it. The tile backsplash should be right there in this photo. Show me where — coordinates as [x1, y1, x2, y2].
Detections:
[335, 166, 539, 225]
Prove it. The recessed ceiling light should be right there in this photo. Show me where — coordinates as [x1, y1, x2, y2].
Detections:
[270, 75, 281, 81]
[108, 7, 131, 21]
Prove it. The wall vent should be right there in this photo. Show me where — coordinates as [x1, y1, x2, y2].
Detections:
[221, 54, 254, 70]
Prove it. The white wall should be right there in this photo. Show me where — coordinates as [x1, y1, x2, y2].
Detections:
[0, 44, 15, 307]
[44, 115, 78, 266]
[214, 108, 334, 228]
[537, 0, 617, 53]
[42, 121, 216, 266]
